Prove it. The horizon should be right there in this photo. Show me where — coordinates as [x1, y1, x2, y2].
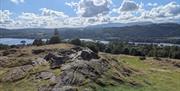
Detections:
[1, 22, 180, 30]
[0, 0, 180, 29]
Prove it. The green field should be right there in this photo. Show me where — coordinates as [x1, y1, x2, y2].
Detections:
[96, 54, 180, 91]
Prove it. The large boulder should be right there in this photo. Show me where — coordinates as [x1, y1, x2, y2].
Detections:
[44, 53, 67, 69]
[79, 49, 99, 60]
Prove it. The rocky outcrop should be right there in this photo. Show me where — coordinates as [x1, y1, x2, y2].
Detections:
[52, 58, 109, 89]
[0, 46, 139, 91]
[1, 65, 33, 82]
[44, 47, 100, 69]
[40, 47, 137, 91]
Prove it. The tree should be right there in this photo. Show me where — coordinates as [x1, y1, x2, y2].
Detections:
[49, 29, 61, 44]
[122, 48, 130, 54]
[70, 38, 81, 46]
[49, 36, 61, 44]
[45, 39, 50, 44]
[86, 43, 99, 53]
[112, 46, 121, 54]
[171, 51, 180, 59]
[0, 44, 10, 50]
[104, 47, 112, 53]
[95, 42, 106, 52]
[54, 28, 59, 35]
[32, 39, 44, 46]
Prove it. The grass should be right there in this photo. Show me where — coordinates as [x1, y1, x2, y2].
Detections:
[52, 68, 61, 76]
[97, 54, 180, 91]
[0, 76, 51, 91]
[0, 45, 180, 91]
[0, 64, 53, 91]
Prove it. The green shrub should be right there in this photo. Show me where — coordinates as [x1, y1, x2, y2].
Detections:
[70, 38, 81, 46]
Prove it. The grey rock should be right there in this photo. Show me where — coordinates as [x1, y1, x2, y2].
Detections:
[42, 47, 111, 90]
[53, 58, 109, 89]
[0, 56, 9, 67]
[44, 53, 66, 69]
[71, 46, 83, 52]
[1, 65, 33, 82]
[79, 49, 99, 60]
[32, 58, 47, 66]
[36, 71, 54, 80]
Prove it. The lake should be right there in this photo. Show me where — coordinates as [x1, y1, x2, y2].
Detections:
[0, 38, 179, 47]
[0, 38, 109, 45]
[0, 38, 35, 45]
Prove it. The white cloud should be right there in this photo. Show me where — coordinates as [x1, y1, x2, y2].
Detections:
[0, 9, 69, 29]
[40, 8, 68, 18]
[66, 0, 112, 17]
[142, 2, 180, 18]
[1, 1, 180, 29]
[120, 0, 139, 11]
[18, 12, 39, 20]
[16, 9, 69, 28]
[0, 10, 13, 24]
[10, 0, 24, 4]
[148, 3, 158, 7]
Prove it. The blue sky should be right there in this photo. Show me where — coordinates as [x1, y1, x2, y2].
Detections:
[1, 0, 179, 16]
[0, 0, 180, 28]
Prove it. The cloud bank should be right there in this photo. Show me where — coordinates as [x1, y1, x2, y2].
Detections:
[1, 0, 180, 28]
[66, 0, 112, 17]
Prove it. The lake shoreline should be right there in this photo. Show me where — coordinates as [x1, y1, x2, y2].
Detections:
[0, 38, 180, 47]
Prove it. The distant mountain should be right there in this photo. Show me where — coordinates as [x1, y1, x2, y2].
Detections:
[86, 21, 153, 28]
[0, 23, 180, 43]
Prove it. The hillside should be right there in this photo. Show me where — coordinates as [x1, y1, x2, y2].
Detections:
[0, 44, 179, 91]
[1, 23, 180, 43]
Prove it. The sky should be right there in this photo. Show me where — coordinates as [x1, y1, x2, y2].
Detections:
[0, 0, 180, 28]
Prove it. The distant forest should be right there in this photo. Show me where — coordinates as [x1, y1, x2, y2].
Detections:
[1, 23, 180, 44]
